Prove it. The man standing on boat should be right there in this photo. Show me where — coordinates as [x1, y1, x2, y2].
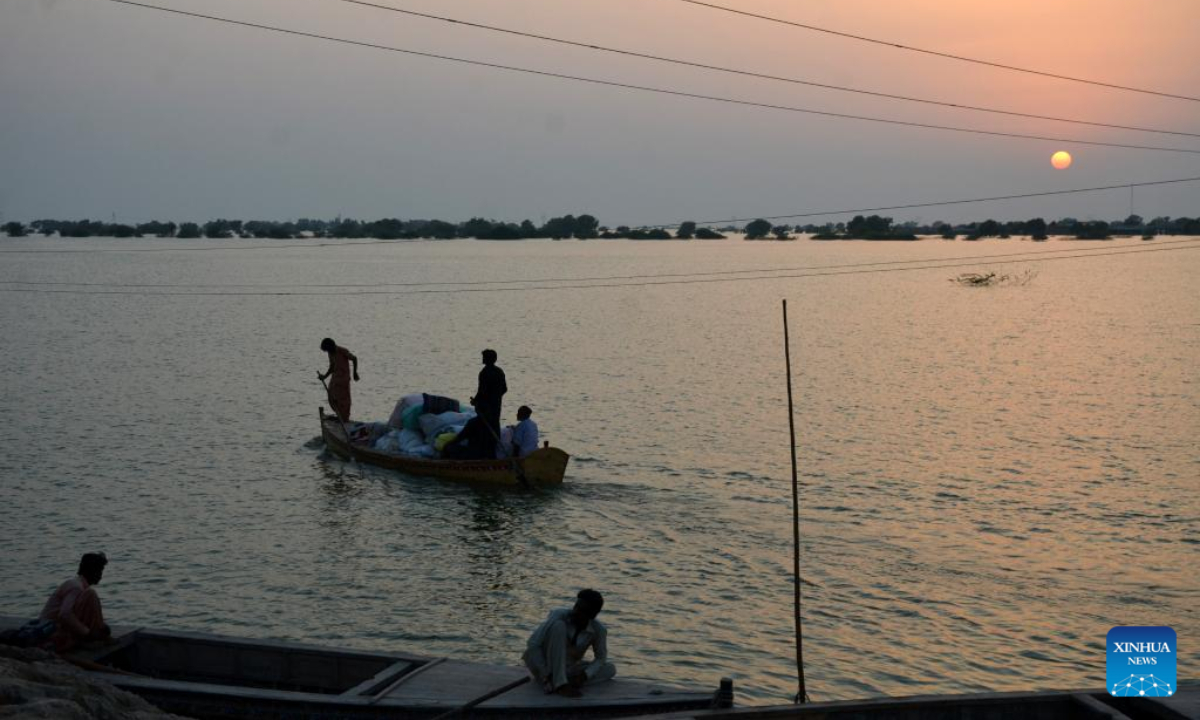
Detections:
[470, 349, 506, 458]
[523, 589, 616, 697]
[318, 338, 359, 422]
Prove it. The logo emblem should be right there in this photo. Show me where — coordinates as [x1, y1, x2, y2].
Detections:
[1107, 626, 1175, 697]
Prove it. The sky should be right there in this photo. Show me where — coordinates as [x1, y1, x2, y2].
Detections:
[1, 0, 1198, 226]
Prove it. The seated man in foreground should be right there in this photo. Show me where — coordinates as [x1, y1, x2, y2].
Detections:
[522, 589, 616, 697]
[39, 552, 111, 652]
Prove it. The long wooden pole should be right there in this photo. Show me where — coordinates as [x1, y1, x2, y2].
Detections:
[426, 676, 531, 720]
[783, 299, 808, 703]
[319, 375, 362, 477]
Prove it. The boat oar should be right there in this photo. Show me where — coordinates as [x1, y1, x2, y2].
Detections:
[427, 675, 530, 720]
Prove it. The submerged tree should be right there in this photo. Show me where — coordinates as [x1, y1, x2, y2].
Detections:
[574, 214, 600, 239]
[744, 218, 772, 239]
[2, 221, 28, 237]
[460, 217, 495, 238]
[1075, 221, 1111, 240]
[540, 215, 576, 239]
[136, 221, 177, 237]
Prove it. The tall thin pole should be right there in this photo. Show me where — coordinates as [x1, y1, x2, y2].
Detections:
[782, 299, 808, 703]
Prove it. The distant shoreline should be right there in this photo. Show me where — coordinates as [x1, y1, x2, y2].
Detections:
[3, 214, 1195, 242]
[0, 232, 1183, 243]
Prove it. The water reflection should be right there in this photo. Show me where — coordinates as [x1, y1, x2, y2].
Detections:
[460, 490, 558, 595]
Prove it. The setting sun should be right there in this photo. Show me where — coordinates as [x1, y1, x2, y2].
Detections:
[1051, 150, 1073, 169]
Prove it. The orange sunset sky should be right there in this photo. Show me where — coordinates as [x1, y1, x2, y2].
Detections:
[1, 0, 1197, 224]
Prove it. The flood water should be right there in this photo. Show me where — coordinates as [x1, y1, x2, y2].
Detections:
[1, 234, 1197, 703]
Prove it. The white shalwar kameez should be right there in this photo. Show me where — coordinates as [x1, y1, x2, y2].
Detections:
[522, 608, 617, 692]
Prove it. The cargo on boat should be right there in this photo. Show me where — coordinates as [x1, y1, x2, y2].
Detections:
[320, 407, 570, 486]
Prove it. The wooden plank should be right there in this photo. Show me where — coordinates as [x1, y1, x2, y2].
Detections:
[379, 660, 527, 705]
[121, 628, 424, 663]
[341, 659, 420, 698]
[109, 675, 368, 705]
[366, 657, 447, 704]
[427, 676, 531, 720]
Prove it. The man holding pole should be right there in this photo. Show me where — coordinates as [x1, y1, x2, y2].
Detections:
[469, 349, 506, 459]
[318, 338, 359, 422]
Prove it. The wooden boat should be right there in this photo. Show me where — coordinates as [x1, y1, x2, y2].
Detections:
[0, 616, 732, 720]
[634, 683, 1199, 720]
[319, 407, 570, 486]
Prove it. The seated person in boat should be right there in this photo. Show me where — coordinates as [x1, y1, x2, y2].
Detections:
[510, 405, 539, 458]
[523, 589, 616, 697]
[39, 552, 111, 652]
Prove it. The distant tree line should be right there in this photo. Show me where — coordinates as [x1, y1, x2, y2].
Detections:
[0, 215, 727, 241]
[796, 213, 1200, 241]
[3, 213, 1198, 240]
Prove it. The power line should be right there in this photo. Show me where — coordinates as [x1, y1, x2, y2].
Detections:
[102, 0, 1200, 156]
[671, 0, 1200, 104]
[645, 176, 1200, 228]
[2, 242, 1196, 297]
[4, 238, 1198, 289]
[2, 175, 1197, 255]
[330, 0, 1200, 139]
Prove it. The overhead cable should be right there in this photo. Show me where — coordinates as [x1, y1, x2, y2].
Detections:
[672, 0, 1200, 103]
[330, 0, 1199, 139]
[644, 176, 1200, 228]
[103, 1, 1200, 155]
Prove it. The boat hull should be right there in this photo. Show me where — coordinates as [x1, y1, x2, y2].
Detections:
[320, 409, 569, 486]
[0, 617, 727, 720]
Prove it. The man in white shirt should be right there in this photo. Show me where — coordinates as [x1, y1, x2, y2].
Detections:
[511, 406, 539, 458]
[522, 589, 616, 697]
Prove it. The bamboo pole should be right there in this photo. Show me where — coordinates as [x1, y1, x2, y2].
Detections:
[783, 299, 808, 703]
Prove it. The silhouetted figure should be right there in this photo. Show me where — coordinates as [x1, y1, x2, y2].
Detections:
[469, 349, 506, 458]
[523, 589, 616, 697]
[443, 416, 491, 460]
[39, 552, 111, 653]
[318, 338, 359, 422]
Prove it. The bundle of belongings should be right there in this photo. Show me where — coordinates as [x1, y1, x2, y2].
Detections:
[341, 393, 485, 459]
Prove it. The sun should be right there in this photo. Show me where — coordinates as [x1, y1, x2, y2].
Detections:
[1051, 150, 1072, 169]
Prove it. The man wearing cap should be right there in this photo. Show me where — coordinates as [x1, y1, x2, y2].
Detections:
[39, 552, 111, 652]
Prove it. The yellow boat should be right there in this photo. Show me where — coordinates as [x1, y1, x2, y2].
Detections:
[319, 407, 569, 486]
